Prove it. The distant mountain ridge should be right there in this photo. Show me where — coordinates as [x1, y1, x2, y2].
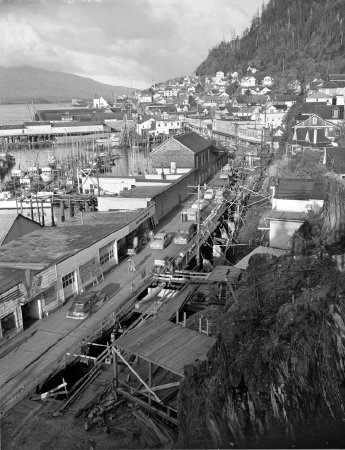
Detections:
[196, 0, 345, 89]
[0, 66, 132, 103]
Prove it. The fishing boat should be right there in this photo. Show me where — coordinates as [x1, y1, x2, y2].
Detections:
[11, 168, 25, 179]
[95, 133, 121, 147]
[0, 152, 15, 176]
[40, 166, 55, 183]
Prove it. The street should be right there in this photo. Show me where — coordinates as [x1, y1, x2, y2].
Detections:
[0, 192, 203, 415]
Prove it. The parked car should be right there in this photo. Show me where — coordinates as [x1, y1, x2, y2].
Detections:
[173, 223, 197, 245]
[215, 188, 225, 203]
[66, 291, 108, 320]
[203, 188, 215, 200]
[191, 199, 208, 210]
[149, 232, 173, 250]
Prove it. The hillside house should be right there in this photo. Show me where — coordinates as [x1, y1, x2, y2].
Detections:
[305, 92, 333, 104]
[149, 131, 227, 184]
[240, 76, 256, 89]
[261, 104, 288, 127]
[139, 94, 153, 103]
[292, 114, 335, 148]
[136, 117, 155, 136]
[259, 177, 324, 249]
[262, 76, 274, 87]
[298, 104, 345, 123]
[318, 82, 339, 97]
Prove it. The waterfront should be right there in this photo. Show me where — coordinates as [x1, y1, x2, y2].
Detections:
[0, 103, 152, 186]
[0, 102, 72, 125]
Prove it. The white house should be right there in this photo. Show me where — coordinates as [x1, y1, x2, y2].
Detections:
[260, 104, 288, 127]
[262, 76, 274, 87]
[305, 92, 333, 105]
[241, 76, 256, 88]
[259, 177, 324, 249]
[93, 97, 109, 108]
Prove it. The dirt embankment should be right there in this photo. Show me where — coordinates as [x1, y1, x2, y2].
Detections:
[176, 251, 345, 448]
[176, 159, 345, 448]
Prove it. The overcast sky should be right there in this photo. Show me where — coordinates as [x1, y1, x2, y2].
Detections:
[0, 0, 262, 89]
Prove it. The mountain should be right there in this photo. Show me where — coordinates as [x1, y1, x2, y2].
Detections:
[196, 0, 345, 89]
[0, 66, 132, 103]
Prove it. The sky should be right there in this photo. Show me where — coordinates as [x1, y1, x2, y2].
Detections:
[0, 0, 262, 89]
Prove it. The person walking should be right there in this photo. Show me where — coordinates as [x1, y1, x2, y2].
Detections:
[128, 256, 136, 272]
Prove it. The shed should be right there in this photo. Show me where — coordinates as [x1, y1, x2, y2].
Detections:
[114, 319, 216, 377]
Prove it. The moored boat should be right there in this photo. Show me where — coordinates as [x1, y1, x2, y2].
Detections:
[41, 166, 54, 183]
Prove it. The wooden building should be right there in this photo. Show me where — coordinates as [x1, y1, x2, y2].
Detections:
[150, 131, 226, 184]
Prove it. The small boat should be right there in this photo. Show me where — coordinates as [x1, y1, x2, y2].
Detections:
[0, 190, 14, 201]
[41, 166, 54, 183]
[0, 152, 15, 176]
[12, 168, 25, 179]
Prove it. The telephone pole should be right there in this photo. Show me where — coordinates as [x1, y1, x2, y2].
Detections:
[188, 183, 202, 268]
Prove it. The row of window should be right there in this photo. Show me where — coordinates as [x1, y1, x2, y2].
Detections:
[157, 122, 180, 127]
[62, 246, 115, 289]
[100, 248, 114, 266]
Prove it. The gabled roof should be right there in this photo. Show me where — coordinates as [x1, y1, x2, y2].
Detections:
[0, 213, 42, 246]
[137, 116, 154, 124]
[173, 132, 212, 154]
[267, 104, 288, 111]
[299, 105, 344, 120]
[0, 213, 21, 245]
[274, 177, 324, 200]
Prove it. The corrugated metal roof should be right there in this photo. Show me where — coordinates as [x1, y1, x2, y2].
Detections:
[234, 246, 286, 271]
[114, 319, 216, 376]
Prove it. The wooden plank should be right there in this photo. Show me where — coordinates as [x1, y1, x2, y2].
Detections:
[114, 319, 216, 377]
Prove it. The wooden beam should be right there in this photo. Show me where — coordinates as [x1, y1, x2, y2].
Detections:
[148, 361, 152, 407]
[138, 381, 180, 393]
[112, 346, 163, 405]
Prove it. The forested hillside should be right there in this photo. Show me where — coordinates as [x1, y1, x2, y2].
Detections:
[196, 0, 345, 88]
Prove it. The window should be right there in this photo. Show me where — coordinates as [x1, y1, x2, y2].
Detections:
[312, 117, 317, 125]
[333, 109, 339, 118]
[100, 247, 114, 265]
[62, 272, 75, 288]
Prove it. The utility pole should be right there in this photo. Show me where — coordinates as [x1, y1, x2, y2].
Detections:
[188, 183, 202, 268]
[196, 183, 201, 268]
